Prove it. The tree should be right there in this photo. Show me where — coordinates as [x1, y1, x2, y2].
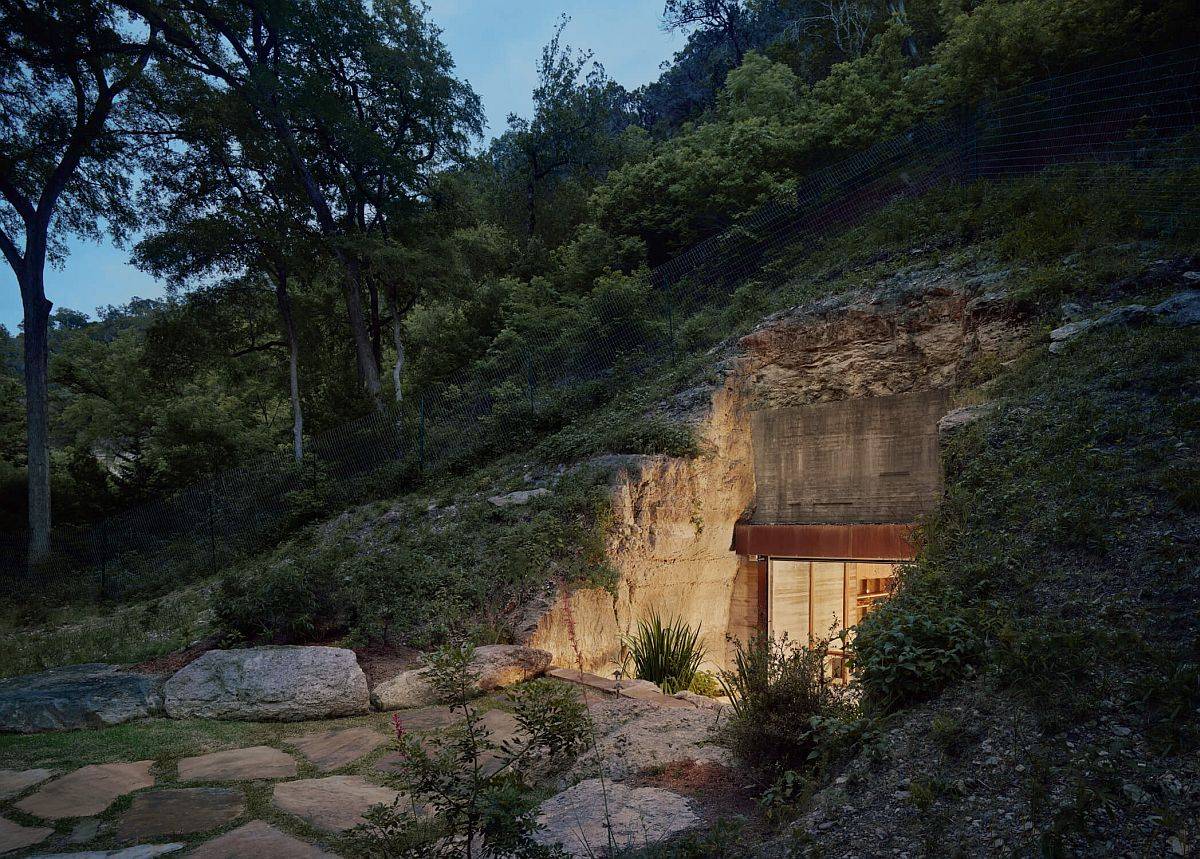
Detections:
[135, 83, 317, 461]
[0, 0, 157, 562]
[662, 0, 751, 65]
[488, 18, 635, 244]
[124, 0, 481, 407]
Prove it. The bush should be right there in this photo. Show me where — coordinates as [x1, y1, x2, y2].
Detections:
[344, 645, 589, 858]
[719, 633, 855, 773]
[849, 571, 984, 712]
[624, 613, 705, 695]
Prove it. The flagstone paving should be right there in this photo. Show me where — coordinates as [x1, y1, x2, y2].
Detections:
[0, 768, 53, 800]
[177, 745, 297, 782]
[271, 776, 402, 833]
[385, 704, 457, 731]
[115, 787, 245, 842]
[15, 762, 155, 819]
[0, 814, 53, 854]
[284, 726, 387, 772]
[33, 845, 184, 858]
[188, 821, 337, 859]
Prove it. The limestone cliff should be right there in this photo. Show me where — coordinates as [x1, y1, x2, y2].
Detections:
[527, 263, 1032, 673]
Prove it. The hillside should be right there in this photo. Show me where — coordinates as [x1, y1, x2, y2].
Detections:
[2, 1, 1200, 856]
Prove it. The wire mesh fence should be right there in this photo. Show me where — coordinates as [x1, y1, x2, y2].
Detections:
[3, 44, 1198, 597]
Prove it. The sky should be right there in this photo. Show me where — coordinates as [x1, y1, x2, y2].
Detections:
[0, 1, 682, 332]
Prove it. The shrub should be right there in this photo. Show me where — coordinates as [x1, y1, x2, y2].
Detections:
[688, 670, 722, 698]
[849, 570, 984, 712]
[624, 613, 705, 695]
[345, 645, 589, 858]
[719, 633, 855, 773]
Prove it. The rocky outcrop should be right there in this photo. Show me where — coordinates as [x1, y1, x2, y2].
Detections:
[1049, 289, 1200, 353]
[528, 264, 1032, 673]
[371, 645, 551, 710]
[0, 664, 163, 733]
[163, 647, 369, 721]
[533, 779, 699, 857]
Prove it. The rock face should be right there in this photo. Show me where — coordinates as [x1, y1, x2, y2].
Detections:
[0, 664, 163, 733]
[163, 647, 369, 721]
[372, 645, 551, 710]
[533, 779, 699, 857]
[528, 266, 1031, 672]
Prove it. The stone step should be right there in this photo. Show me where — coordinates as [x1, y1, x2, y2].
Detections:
[545, 668, 696, 708]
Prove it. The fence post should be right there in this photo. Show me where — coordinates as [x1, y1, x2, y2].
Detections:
[526, 359, 536, 413]
[961, 104, 981, 185]
[207, 481, 217, 572]
[418, 394, 426, 472]
[97, 522, 108, 600]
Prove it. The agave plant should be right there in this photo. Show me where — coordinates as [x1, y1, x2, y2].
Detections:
[623, 612, 705, 694]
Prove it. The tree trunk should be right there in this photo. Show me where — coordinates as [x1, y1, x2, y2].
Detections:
[341, 258, 383, 405]
[368, 275, 382, 374]
[273, 275, 304, 463]
[20, 267, 52, 565]
[388, 283, 405, 404]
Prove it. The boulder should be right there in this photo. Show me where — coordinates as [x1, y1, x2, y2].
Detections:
[163, 647, 369, 721]
[1049, 304, 1149, 353]
[0, 665, 162, 734]
[1152, 290, 1200, 326]
[938, 403, 994, 436]
[533, 779, 699, 857]
[372, 645, 551, 710]
[487, 488, 550, 507]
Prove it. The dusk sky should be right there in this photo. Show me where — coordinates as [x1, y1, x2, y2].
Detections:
[0, 1, 682, 331]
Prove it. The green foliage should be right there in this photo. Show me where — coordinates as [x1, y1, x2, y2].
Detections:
[623, 612, 706, 694]
[719, 634, 856, 772]
[850, 573, 985, 712]
[688, 670, 722, 698]
[345, 645, 587, 858]
[215, 465, 617, 647]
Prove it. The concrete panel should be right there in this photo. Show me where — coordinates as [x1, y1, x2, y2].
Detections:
[750, 390, 948, 524]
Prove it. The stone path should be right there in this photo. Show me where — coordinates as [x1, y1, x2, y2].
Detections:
[0, 815, 53, 854]
[15, 762, 155, 819]
[0, 681, 721, 857]
[35, 846, 184, 858]
[177, 746, 297, 782]
[116, 788, 245, 841]
[189, 821, 334, 858]
[271, 776, 402, 833]
[0, 770, 51, 801]
[285, 727, 386, 772]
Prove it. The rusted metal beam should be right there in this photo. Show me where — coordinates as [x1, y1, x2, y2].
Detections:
[732, 522, 917, 561]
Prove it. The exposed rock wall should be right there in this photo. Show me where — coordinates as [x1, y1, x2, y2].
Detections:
[528, 265, 1031, 673]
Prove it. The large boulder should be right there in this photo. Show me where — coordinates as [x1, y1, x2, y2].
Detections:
[0, 664, 163, 733]
[163, 646, 369, 721]
[372, 645, 551, 710]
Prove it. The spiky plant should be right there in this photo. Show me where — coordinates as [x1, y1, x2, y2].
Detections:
[624, 612, 705, 694]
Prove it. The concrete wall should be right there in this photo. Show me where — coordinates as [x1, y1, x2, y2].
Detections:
[751, 390, 949, 525]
